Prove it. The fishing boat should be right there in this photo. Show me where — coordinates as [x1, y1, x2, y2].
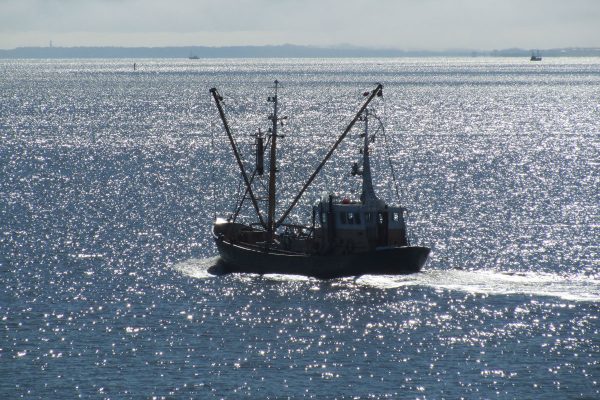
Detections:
[209, 82, 430, 279]
[530, 50, 542, 61]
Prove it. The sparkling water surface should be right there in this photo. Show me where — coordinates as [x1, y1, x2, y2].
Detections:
[1, 58, 599, 398]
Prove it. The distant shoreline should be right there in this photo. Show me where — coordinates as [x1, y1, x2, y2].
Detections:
[1, 45, 599, 59]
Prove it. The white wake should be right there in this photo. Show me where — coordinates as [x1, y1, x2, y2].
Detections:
[171, 257, 221, 279]
[357, 269, 600, 302]
[171, 259, 600, 302]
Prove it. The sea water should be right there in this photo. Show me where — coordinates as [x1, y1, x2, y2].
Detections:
[0, 58, 598, 398]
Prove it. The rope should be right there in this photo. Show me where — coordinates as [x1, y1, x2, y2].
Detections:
[216, 93, 254, 222]
[374, 105, 403, 204]
[209, 95, 218, 221]
[379, 91, 415, 243]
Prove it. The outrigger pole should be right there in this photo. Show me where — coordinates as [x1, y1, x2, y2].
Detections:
[276, 83, 383, 227]
[210, 87, 266, 228]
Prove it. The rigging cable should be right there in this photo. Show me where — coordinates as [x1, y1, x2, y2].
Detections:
[219, 96, 255, 221]
[209, 95, 218, 222]
[381, 88, 417, 245]
[374, 96, 403, 205]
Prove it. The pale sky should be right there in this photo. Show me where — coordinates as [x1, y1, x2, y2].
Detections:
[1, 0, 599, 50]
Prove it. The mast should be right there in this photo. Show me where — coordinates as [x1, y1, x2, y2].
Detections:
[267, 80, 280, 240]
[210, 87, 266, 228]
[276, 83, 383, 227]
[360, 109, 379, 205]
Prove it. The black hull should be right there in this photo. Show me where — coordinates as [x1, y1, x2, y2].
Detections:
[213, 237, 430, 279]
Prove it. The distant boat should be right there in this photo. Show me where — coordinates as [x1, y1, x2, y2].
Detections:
[189, 55, 199, 60]
[530, 50, 542, 61]
[209, 81, 430, 279]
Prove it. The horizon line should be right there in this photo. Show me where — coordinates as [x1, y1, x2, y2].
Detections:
[2, 43, 600, 52]
[2, 44, 599, 59]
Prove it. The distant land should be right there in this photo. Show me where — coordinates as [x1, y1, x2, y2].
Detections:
[1, 44, 600, 59]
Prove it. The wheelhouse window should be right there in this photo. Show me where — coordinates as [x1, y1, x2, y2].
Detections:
[339, 211, 363, 225]
[321, 212, 327, 226]
[347, 212, 354, 224]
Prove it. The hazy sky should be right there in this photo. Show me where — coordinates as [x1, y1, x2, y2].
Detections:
[1, 0, 599, 50]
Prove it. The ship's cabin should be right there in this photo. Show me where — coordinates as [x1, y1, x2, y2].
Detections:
[312, 195, 409, 254]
